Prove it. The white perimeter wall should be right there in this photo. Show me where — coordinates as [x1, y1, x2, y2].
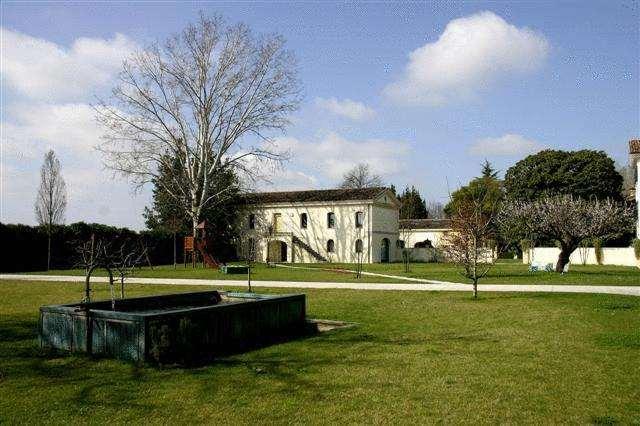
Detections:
[523, 247, 639, 268]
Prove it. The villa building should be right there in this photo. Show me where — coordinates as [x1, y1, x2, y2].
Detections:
[243, 187, 402, 263]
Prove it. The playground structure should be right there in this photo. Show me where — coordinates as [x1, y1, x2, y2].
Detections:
[183, 221, 223, 268]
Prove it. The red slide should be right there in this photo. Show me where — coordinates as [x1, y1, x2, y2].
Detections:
[195, 239, 222, 268]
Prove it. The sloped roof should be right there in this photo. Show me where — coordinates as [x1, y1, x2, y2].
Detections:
[244, 187, 389, 204]
[399, 218, 452, 230]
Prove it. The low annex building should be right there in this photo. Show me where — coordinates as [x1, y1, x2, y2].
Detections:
[399, 218, 452, 248]
[243, 187, 402, 263]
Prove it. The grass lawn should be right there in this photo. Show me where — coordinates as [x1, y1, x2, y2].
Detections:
[1, 280, 639, 423]
[310, 260, 640, 286]
[29, 259, 640, 285]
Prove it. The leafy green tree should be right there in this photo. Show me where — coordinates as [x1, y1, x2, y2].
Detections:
[144, 154, 243, 263]
[398, 186, 428, 219]
[504, 150, 623, 201]
[445, 175, 504, 219]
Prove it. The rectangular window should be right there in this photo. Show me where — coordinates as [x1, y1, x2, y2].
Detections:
[300, 213, 307, 229]
[355, 211, 364, 228]
[248, 214, 255, 230]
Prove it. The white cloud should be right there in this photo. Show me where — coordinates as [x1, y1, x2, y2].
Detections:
[384, 11, 549, 105]
[2, 103, 101, 159]
[315, 97, 376, 121]
[0, 100, 150, 228]
[469, 133, 543, 156]
[1, 27, 136, 102]
[273, 132, 410, 182]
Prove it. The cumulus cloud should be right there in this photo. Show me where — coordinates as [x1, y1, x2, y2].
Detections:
[384, 11, 549, 105]
[2, 103, 101, 159]
[315, 97, 376, 121]
[273, 132, 410, 182]
[1, 27, 136, 102]
[469, 133, 543, 156]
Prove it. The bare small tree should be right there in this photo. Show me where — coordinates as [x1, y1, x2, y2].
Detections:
[442, 191, 499, 298]
[111, 240, 149, 298]
[237, 231, 259, 292]
[35, 150, 67, 270]
[500, 195, 635, 272]
[340, 163, 384, 189]
[96, 13, 300, 237]
[426, 200, 446, 219]
[75, 234, 114, 305]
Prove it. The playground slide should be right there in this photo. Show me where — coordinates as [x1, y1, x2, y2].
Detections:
[195, 239, 222, 268]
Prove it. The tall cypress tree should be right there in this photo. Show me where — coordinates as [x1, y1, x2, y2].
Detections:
[398, 186, 429, 219]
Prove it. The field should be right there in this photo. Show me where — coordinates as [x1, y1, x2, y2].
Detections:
[32, 259, 640, 285]
[1, 280, 639, 424]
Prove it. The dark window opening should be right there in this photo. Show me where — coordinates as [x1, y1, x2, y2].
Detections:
[327, 212, 336, 228]
[355, 211, 364, 228]
[327, 239, 335, 253]
[248, 214, 255, 229]
[300, 213, 308, 229]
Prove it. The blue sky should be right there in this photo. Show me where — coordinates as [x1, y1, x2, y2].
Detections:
[1, 1, 638, 229]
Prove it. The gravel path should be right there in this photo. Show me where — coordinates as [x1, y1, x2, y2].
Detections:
[1, 274, 638, 296]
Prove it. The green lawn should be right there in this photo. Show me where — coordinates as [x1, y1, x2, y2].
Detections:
[311, 260, 640, 285]
[1, 280, 639, 423]
[30, 259, 640, 285]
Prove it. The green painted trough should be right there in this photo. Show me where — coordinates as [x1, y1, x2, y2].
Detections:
[39, 290, 306, 364]
[219, 265, 249, 274]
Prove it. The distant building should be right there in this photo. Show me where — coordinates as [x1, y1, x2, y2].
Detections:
[243, 187, 401, 263]
[632, 140, 640, 237]
[399, 218, 452, 248]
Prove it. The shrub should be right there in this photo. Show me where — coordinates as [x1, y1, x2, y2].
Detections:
[633, 239, 640, 260]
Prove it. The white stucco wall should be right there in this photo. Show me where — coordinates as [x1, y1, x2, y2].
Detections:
[244, 192, 399, 263]
[523, 247, 639, 268]
[401, 228, 450, 248]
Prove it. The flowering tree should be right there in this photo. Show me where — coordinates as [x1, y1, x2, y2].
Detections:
[499, 195, 635, 272]
[442, 188, 500, 298]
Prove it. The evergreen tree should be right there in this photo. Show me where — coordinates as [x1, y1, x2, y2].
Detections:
[481, 160, 498, 179]
[143, 154, 243, 262]
[398, 186, 429, 219]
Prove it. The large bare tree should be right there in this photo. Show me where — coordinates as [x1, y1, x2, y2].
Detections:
[35, 150, 67, 270]
[499, 195, 635, 272]
[340, 163, 384, 189]
[96, 14, 300, 236]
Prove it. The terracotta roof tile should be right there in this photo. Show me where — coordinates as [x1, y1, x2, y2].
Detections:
[399, 218, 452, 229]
[244, 187, 389, 204]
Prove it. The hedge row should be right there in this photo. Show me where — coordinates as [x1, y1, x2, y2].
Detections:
[0, 222, 186, 272]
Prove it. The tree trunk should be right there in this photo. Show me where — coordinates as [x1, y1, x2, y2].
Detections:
[555, 245, 573, 273]
[473, 279, 478, 299]
[47, 230, 51, 271]
[173, 231, 177, 270]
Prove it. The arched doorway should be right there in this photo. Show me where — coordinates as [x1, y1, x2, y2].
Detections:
[267, 240, 288, 262]
[380, 238, 390, 263]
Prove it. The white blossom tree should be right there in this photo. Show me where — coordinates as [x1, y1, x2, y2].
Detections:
[499, 195, 635, 272]
[96, 13, 300, 237]
[35, 150, 67, 271]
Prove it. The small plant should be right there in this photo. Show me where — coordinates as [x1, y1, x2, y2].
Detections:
[593, 238, 603, 265]
[633, 239, 640, 260]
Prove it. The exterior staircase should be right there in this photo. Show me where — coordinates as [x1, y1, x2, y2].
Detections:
[292, 235, 327, 262]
